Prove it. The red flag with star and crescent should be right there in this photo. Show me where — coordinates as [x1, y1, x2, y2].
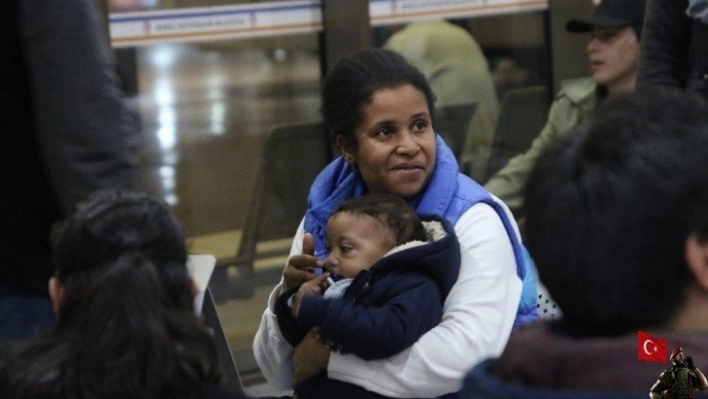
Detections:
[637, 331, 667, 363]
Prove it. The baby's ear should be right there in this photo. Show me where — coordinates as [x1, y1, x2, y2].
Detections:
[685, 234, 708, 290]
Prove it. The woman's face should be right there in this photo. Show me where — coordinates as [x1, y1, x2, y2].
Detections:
[340, 84, 436, 199]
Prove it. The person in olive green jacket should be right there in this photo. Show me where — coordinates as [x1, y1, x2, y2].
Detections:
[485, 0, 645, 221]
[485, 78, 597, 218]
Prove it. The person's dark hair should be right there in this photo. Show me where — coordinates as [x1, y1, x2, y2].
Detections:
[0, 191, 222, 398]
[322, 48, 436, 150]
[524, 89, 708, 337]
[333, 193, 427, 245]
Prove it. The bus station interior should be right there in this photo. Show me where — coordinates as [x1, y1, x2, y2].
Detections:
[106, 0, 597, 392]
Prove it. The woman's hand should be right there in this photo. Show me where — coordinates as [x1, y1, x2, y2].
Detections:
[282, 233, 323, 293]
[291, 273, 330, 317]
[292, 329, 331, 389]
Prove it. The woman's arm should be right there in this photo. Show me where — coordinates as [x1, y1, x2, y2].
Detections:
[252, 219, 306, 390]
[327, 202, 522, 397]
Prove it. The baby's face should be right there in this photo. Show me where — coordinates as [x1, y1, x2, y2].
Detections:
[324, 212, 396, 279]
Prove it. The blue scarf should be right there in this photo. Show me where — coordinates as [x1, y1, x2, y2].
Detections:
[303, 135, 539, 326]
[304, 135, 462, 259]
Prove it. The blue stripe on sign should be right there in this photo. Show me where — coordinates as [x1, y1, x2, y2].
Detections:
[110, 2, 321, 24]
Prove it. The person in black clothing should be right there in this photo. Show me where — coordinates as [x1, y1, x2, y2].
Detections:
[460, 89, 708, 398]
[0, 0, 136, 341]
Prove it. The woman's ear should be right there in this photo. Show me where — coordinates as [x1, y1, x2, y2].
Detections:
[685, 234, 708, 291]
[48, 276, 64, 314]
[336, 135, 356, 165]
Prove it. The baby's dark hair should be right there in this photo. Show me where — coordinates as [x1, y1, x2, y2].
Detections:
[333, 194, 426, 245]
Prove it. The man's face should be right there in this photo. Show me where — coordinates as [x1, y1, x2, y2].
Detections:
[586, 26, 640, 94]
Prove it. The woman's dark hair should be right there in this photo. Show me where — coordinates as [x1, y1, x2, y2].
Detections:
[333, 193, 426, 245]
[322, 48, 436, 151]
[0, 191, 222, 398]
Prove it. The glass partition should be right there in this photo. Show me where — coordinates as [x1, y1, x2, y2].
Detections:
[109, 2, 323, 388]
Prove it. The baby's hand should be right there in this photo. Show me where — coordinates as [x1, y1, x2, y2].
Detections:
[298, 274, 329, 298]
[292, 273, 330, 317]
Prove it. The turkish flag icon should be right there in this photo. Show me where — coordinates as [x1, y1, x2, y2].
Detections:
[638, 331, 667, 363]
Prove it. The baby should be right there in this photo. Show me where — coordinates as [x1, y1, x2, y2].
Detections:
[276, 193, 460, 399]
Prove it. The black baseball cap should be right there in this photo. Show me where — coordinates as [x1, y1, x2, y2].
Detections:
[566, 0, 646, 33]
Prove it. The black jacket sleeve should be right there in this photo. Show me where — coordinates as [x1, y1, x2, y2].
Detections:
[274, 286, 312, 347]
[20, 0, 136, 212]
[637, 0, 692, 90]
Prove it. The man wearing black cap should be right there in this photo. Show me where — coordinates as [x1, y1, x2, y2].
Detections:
[484, 0, 646, 223]
[565, 0, 646, 96]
